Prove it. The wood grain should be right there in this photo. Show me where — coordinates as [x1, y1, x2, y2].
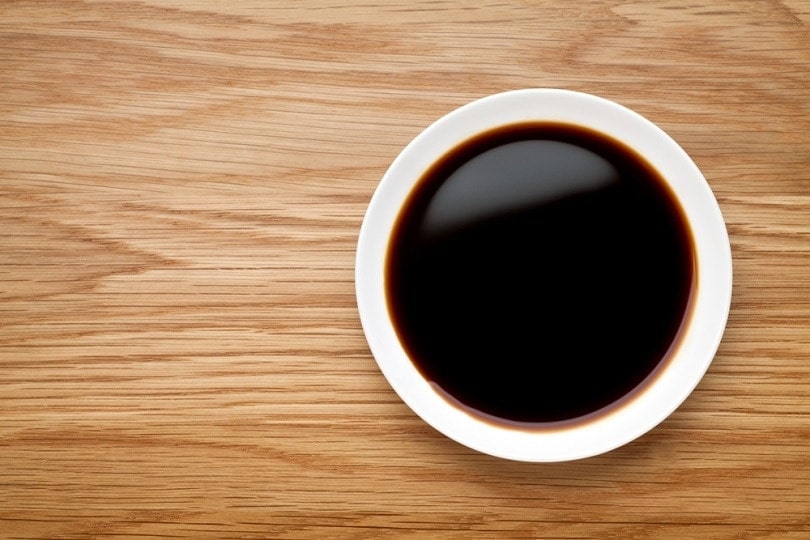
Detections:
[1, 0, 808, 538]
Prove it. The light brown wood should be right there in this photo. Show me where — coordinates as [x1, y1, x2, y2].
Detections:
[1, 1, 808, 537]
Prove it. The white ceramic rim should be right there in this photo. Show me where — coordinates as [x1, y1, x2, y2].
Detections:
[355, 89, 732, 462]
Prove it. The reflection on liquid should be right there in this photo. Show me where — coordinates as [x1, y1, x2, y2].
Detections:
[420, 140, 620, 240]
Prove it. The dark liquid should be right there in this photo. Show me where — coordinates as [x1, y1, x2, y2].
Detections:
[386, 122, 695, 425]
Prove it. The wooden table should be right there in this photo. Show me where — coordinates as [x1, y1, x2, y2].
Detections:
[2, 1, 808, 537]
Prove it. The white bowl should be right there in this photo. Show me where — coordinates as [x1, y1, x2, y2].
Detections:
[355, 89, 732, 462]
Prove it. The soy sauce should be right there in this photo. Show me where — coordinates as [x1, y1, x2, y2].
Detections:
[386, 122, 696, 425]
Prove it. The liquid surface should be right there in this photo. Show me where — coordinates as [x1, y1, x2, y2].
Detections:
[386, 122, 696, 424]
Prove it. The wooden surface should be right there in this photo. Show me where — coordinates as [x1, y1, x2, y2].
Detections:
[1, 1, 808, 538]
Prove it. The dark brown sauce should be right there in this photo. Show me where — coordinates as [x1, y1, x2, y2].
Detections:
[386, 122, 696, 426]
